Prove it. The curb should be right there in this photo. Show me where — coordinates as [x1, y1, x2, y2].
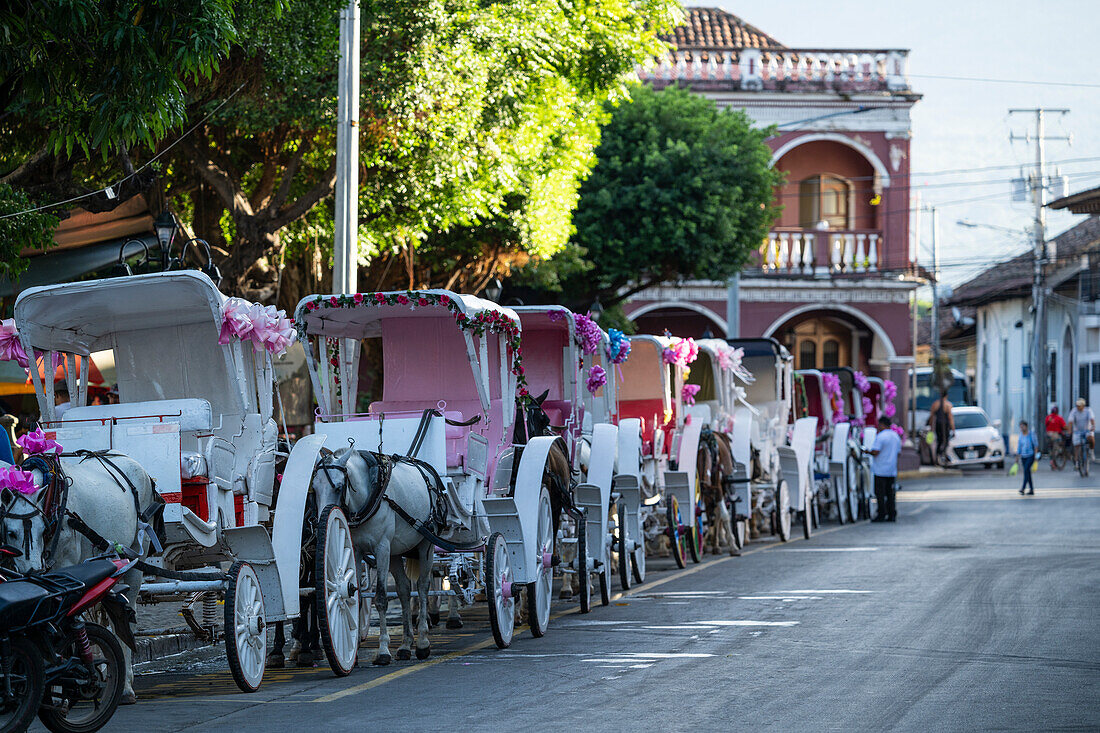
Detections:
[897, 468, 963, 481]
[134, 633, 212, 664]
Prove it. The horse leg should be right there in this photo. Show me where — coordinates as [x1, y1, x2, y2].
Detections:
[559, 517, 575, 600]
[392, 557, 414, 661]
[372, 542, 393, 665]
[269, 622, 287, 668]
[426, 577, 441, 627]
[446, 591, 463, 629]
[118, 567, 141, 705]
[415, 544, 434, 660]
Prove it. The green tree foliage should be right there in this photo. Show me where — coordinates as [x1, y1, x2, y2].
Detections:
[517, 84, 782, 308]
[0, 183, 57, 278]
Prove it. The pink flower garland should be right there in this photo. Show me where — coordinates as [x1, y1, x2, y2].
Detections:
[883, 379, 899, 418]
[663, 338, 699, 368]
[572, 313, 602, 355]
[17, 428, 62, 457]
[0, 467, 38, 495]
[0, 319, 28, 369]
[862, 396, 874, 416]
[681, 383, 701, 405]
[822, 372, 847, 423]
[890, 424, 906, 439]
[586, 365, 607, 394]
[853, 370, 871, 393]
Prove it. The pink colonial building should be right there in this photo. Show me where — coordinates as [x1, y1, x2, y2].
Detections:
[624, 7, 921, 420]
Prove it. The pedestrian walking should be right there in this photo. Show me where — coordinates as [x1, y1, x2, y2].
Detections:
[1017, 420, 1037, 495]
[928, 391, 955, 466]
[869, 415, 901, 522]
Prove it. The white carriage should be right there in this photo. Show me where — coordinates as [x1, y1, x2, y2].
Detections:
[294, 290, 558, 647]
[14, 271, 358, 692]
[511, 306, 619, 610]
[617, 335, 705, 567]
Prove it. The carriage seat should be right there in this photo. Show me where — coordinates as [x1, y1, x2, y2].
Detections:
[368, 400, 486, 468]
[63, 398, 213, 433]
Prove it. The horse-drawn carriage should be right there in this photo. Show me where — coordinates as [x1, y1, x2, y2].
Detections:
[510, 306, 619, 611]
[617, 335, 705, 567]
[294, 290, 560, 651]
[11, 271, 356, 693]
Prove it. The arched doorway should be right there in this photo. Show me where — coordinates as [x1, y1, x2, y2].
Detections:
[629, 303, 727, 338]
[763, 305, 897, 374]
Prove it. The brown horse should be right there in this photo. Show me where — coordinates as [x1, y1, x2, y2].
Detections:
[697, 427, 738, 555]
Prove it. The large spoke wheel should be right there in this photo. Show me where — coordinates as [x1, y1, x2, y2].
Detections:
[775, 480, 791, 542]
[576, 511, 592, 614]
[688, 502, 704, 564]
[666, 495, 687, 568]
[225, 561, 267, 693]
[316, 505, 359, 676]
[616, 502, 632, 591]
[729, 499, 745, 551]
[527, 489, 553, 638]
[802, 480, 814, 540]
[485, 532, 515, 649]
[846, 456, 860, 522]
[835, 476, 849, 525]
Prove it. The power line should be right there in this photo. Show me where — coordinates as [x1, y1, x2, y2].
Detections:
[0, 82, 247, 221]
[909, 73, 1100, 89]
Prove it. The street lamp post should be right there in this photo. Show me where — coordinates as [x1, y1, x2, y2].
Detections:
[333, 0, 360, 295]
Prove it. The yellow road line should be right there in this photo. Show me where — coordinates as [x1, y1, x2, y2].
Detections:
[313, 520, 853, 702]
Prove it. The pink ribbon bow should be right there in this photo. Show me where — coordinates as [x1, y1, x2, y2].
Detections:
[219, 298, 297, 356]
[17, 428, 62, 457]
[586, 365, 607, 394]
[0, 467, 38, 495]
[0, 319, 28, 369]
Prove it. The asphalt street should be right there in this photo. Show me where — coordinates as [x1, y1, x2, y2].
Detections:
[81, 465, 1100, 732]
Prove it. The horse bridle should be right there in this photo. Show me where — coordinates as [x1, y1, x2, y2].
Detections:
[0, 492, 46, 559]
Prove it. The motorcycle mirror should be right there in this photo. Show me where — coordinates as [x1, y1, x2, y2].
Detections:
[0, 544, 23, 558]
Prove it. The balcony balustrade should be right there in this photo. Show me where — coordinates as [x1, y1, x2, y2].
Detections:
[640, 48, 910, 94]
[758, 228, 883, 275]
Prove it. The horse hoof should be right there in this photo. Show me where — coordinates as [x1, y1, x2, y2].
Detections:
[396, 649, 412, 661]
[416, 646, 430, 660]
[372, 654, 391, 666]
[296, 652, 315, 668]
[559, 590, 573, 601]
[121, 691, 137, 706]
[446, 618, 463, 630]
[267, 653, 286, 669]
[428, 611, 441, 626]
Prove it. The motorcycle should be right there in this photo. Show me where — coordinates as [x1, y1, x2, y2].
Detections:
[0, 545, 133, 733]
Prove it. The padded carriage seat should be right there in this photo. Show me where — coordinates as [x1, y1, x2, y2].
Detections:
[368, 400, 486, 468]
[63, 398, 213, 433]
[619, 399, 668, 448]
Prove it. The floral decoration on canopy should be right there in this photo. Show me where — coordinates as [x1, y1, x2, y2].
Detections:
[586, 365, 607, 394]
[883, 379, 899, 418]
[662, 338, 699, 368]
[0, 467, 38, 495]
[572, 313, 602, 355]
[853, 370, 871, 393]
[681, 383, 701, 405]
[862, 396, 874, 417]
[607, 329, 631, 364]
[821, 372, 848, 424]
[300, 291, 531, 400]
[220, 298, 296, 356]
[0, 320, 28, 369]
[17, 428, 62, 457]
[890, 423, 905, 438]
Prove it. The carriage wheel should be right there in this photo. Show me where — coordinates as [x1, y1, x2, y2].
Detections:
[577, 511, 592, 614]
[616, 502, 632, 591]
[359, 560, 374, 643]
[730, 506, 746, 551]
[485, 532, 515, 649]
[666, 495, 687, 568]
[316, 505, 359, 676]
[526, 489, 553, 638]
[630, 519, 646, 585]
[598, 569, 611, 606]
[802, 487, 814, 540]
[688, 504, 703, 564]
[846, 456, 860, 523]
[835, 476, 849, 525]
[225, 561, 267, 693]
[775, 481, 791, 542]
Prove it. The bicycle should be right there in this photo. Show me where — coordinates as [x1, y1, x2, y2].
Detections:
[1049, 432, 1069, 471]
[1072, 431, 1092, 477]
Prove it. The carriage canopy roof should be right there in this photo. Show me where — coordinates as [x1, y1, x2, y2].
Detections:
[294, 289, 519, 340]
[14, 271, 225, 355]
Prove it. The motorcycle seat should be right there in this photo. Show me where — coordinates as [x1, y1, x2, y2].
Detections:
[48, 559, 119, 591]
[0, 579, 50, 629]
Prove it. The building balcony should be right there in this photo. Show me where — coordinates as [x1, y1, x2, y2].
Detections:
[756, 228, 891, 276]
[640, 48, 911, 94]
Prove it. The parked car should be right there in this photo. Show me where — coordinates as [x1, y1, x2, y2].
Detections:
[941, 406, 1006, 469]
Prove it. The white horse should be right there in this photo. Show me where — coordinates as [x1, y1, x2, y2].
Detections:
[312, 445, 435, 665]
[1, 453, 157, 704]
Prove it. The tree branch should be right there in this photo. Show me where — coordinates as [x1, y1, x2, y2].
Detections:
[270, 137, 312, 211]
[180, 140, 255, 219]
[269, 159, 336, 231]
[2, 147, 52, 186]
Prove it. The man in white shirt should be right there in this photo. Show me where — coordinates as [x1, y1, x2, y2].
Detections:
[869, 415, 902, 522]
[53, 383, 71, 421]
[1069, 398, 1095, 452]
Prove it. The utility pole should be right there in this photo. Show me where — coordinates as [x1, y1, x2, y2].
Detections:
[333, 0, 360, 294]
[726, 274, 740, 339]
[930, 205, 940, 359]
[1010, 108, 1070, 433]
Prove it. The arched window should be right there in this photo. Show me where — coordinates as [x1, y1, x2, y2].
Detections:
[799, 341, 817, 371]
[799, 175, 850, 229]
[822, 339, 841, 369]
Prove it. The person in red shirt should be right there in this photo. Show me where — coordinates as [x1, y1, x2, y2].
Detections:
[1045, 406, 1067, 466]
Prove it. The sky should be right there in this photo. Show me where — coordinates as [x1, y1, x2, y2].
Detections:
[712, 0, 1100, 287]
